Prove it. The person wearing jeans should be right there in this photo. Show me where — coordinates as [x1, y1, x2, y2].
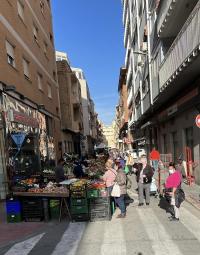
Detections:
[114, 159, 127, 218]
[150, 147, 160, 172]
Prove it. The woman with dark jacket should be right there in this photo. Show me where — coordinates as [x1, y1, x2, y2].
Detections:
[133, 155, 154, 206]
[114, 160, 127, 218]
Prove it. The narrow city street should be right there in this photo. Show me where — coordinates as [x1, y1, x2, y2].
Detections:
[1, 183, 200, 255]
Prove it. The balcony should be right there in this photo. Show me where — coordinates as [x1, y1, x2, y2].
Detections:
[134, 71, 140, 95]
[136, 104, 142, 121]
[159, 2, 200, 91]
[157, 0, 198, 38]
[127, 86, 133, 107]
[143, 91, 150, 113]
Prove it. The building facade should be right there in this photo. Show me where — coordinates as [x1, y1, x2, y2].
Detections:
[72, 68, 97, 156]
[122, 0, 200, 183]
[56, 56, 83, 157]
[102, 122, 116, 148]
[0, 0, 61, 198]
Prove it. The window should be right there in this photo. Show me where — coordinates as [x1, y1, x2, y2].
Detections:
[47, 83, 52, 98]
[6, 41, 15, 67]
[33, 24, 39, 43]
[49, 33, 53, 44]
[44, 41, 48, 56]
[17, 1, 24, 21]
[37, 73, 43, 90]
[23, 58, 30, 78]
[40, 1, 45, 14]
[53, 71, 56, 81]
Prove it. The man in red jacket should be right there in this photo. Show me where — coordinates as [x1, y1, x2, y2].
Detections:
[150, 147, 160, 172]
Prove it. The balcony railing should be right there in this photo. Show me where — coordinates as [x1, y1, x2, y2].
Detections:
[143, 91, 150, 113]
[136, 104, 142, 121]
[159, 2, 200, 90]
[127, 86, 133, 107]
[135, 71, 140, 94]
[157, 0, 175, 35]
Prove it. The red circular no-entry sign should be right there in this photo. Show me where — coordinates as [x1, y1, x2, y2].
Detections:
[195, 114, 200, 128]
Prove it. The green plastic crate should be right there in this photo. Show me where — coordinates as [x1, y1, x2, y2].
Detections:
[70, 205, 88, 214]
[7, 213, 21, 223]
[49, 200, 60, 219]
[87, 189, 99, 198]
[70, 198, 88, 206]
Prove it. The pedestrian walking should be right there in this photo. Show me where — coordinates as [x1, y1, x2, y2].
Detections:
[133, 155, 154, 206]
[102, 159, 117, 195]
[165, 162, 184, 222]
[126, 152, 134, 172]
[113, 160, 127, 218]
[150, 147, 160, 172]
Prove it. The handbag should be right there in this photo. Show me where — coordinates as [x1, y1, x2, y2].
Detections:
[111, 182, 121, 197]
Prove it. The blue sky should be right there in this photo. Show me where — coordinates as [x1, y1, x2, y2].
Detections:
[51, 0, 125, 125]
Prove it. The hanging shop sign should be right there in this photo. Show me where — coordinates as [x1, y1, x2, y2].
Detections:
[11, 132, 26, 151]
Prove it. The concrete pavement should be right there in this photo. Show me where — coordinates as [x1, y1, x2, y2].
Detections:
[1, 188, 200, 255]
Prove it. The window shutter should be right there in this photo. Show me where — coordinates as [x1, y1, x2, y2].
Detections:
[17, 1, 24, 20]
[23, 59, 29, 77]
[6, 41, 14, 59]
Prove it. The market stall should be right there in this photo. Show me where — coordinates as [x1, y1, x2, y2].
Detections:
[7, 156, 113, 223]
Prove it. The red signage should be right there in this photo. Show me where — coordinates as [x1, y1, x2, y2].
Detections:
[195, 114, 200, 128]
[13, 111, 39, 128]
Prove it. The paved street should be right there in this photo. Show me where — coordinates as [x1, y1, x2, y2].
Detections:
[1, 188, 200, 255]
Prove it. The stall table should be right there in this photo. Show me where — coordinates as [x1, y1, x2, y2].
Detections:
[13, 192, 71, 222]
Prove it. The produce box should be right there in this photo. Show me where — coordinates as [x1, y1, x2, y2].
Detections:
[70, 205, 88, 214]
[87, 189, 99, 198]
[6, 199, 21, 214]
[70, 198, 88, 206]
[7, 213, 21, 223]
[71, 190, 86, 198]
[71, 213, 89, 222]
[49, 199, 60, 219]
[89, 197, 110, 205]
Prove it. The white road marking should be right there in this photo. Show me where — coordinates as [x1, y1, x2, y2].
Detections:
[137, 208, 182, 255]
[4, 233, 45, 255]
[100, 217, 127, 255]
[181, 206, 200, 242]
[51, 222, 86, 255]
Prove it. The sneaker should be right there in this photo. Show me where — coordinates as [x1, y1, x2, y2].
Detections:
[138, 203, 144, 206]
[117, 214, 126, 219]
[169, 217, 179, 222]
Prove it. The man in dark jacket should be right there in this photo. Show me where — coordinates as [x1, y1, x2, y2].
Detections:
[133, 155, 154, 206]
[55, 158, 65, 183]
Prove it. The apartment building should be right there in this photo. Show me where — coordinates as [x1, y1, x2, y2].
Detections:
[56, 53, 83, 156]
[102, 122, 116, 148]
[122, 0, 200, 183]
[72, 68, 97, 156]
[115, 67, 131, 151]
[0, 0, 60, 198]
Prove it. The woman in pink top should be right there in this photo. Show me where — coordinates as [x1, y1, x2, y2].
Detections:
[103, 159, 117, 195]
[165, 162, 182, 221]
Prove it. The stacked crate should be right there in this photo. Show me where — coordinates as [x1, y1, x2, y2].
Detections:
[6, 198, 22, 223]
[22, 198, 44, 221]
[88, 191, 111, 222]
[89, 197, 111, 222]
[70, 185, 89, 221]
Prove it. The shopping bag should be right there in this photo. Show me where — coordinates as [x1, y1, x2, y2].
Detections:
[111, 183, 121, 197]
[124, 165, 129, 174]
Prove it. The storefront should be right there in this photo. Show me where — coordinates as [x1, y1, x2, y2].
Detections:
[2, 93, 56, 186]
